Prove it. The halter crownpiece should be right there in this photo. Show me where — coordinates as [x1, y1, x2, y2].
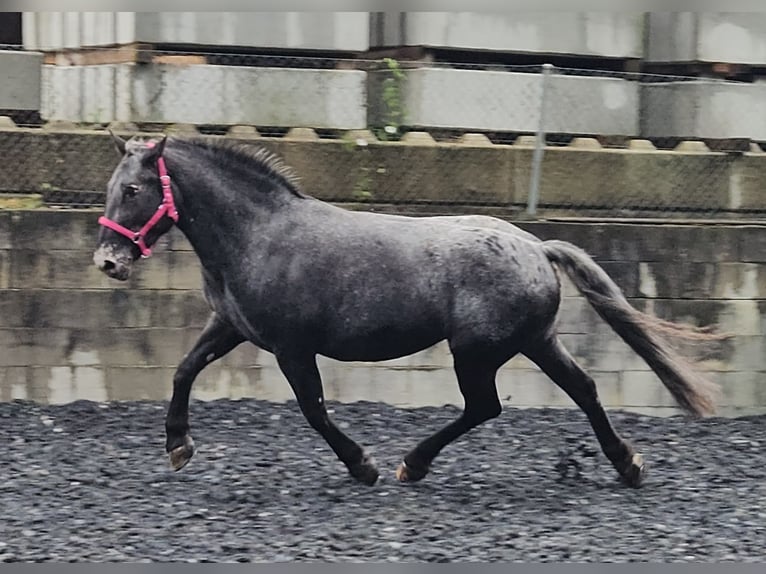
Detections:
[98, 140, 178, 258]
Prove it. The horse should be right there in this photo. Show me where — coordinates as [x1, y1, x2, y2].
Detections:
[93, 132, 725, 489]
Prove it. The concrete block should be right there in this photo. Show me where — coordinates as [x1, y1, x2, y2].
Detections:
[513, 135, 538, 147]
[526, 147, 731, 212]
[191, 366, 266, 402]
[42, 63, 368, 130]
[0, 50, 42, 111]
[369, 67, 640, 135]
[714, 371, 766, 407]
[167, 251, 203, 290]
[732, 157, 766, 212]
[568, 137, 602, 150]
[10, 210, 101, 252]
[227, 125, 261, 138]
[7, 249, 171, 290]
[0, 328, 71, 367]
[0, 251, 8, 290]
[555, 297, 602, 334]
[102, 366, 174, 402]
[673, 141, 710, 153]
[157, 290, 210, 329]
[25, 12, 370, 52]
[377, 13, 644, 59]
[621, 370, 679, 409]
[400, 132, 436, 145]
[14, 289, 155, 329]
[322, 141, 516, 205]
[638, 261, 717, 299]
[711, 263, 766, 300]
[0, 213, 12, 251]
[28, 365, 108, 404]
[459, 133, 493, 146]
[285, 128, 319, 141]
[0, 131, 119, 196]
[646, 13, 766, 66]
[343, 130, 378, 145]
[25, 327, 191, 369]
[738, 226, 766, 263]
[641, 81, 766, 140]
[628, 139, 656, 150]
[0, 366, 29, 402]
[640, 225, 742, 263]
[648, 298, 745, 340]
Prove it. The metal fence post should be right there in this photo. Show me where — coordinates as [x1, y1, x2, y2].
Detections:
[526, 63, 554, 217]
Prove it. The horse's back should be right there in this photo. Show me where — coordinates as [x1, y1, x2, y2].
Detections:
[331, 209, 563, 348]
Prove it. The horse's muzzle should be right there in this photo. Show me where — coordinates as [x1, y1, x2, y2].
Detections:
[93, 245, 132, 281]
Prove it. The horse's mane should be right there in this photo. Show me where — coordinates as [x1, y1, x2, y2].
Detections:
[172, 136, 306, 198]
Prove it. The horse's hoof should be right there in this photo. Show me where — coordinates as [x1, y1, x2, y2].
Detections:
[348, 452, 379, 486]
[395, 460, 428, 483]
[620, 453, 646, 488]
[168, 435, 195, 471]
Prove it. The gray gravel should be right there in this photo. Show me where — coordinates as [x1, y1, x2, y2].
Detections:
[0, 398, 764, 562]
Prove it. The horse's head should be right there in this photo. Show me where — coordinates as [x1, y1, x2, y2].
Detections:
[93, 131, 178, 280]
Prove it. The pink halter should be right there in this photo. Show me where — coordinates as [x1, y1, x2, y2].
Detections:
[98, 141, 179, 258]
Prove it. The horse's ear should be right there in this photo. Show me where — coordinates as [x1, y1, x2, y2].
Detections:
[144, 135, 168, 160]
[154, 135, 168, 157]
[107, 128, 127, 155]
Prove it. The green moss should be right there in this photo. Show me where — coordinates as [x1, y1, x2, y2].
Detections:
[0, 194, 45, 210]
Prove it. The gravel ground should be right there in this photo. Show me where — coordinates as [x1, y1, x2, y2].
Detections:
[0, 397, 764, 562]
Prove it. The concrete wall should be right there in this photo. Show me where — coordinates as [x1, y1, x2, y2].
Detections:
[0, 210, 764, 418]
[22, 12, 370, 52]
[2, 128, 765, 215]
[12, 11, 766, 140]
[41, 63, 367, 129]
[0, 50, 42, 111]
[371, 12, 645, 59]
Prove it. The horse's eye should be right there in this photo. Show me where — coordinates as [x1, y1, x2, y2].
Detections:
[122, 184, 140, 198]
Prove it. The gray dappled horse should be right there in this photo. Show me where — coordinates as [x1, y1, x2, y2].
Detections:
[93, 133, 724, 489]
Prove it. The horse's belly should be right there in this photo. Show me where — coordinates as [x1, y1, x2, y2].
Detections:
[319, 324, 444, 362]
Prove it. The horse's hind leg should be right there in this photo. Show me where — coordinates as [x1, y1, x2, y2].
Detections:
[523, 335, 645, 487]
[276, 351, 379, 486]
[166, 312, 245, 471]
[396, 351, 502, 483]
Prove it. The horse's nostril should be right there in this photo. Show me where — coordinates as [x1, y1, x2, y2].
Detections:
[102, 259, 116, 272]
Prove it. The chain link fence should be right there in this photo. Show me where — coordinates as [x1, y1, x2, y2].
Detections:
[1, 45, 765, 219]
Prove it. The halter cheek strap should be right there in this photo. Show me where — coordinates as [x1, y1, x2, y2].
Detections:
[97, 141, 178, 258]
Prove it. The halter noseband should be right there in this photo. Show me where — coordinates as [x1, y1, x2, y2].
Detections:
[98, 141, 179, 258]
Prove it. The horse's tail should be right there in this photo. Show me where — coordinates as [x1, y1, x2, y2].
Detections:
[541, 239, 727, 417]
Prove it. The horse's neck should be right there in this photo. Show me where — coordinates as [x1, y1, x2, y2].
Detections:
[171, 164, 287, 270]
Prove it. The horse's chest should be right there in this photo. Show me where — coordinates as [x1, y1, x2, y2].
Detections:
[204, 277, 274, 350]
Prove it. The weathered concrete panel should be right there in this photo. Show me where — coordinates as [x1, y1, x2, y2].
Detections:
[1, 196, 766, 416]
[3, 130, 764, 215]
[0, 50, 42, 111]
[41, 63, 368, 129]
[375, 13, 644, 59]
[535, 147, 732, 211]
[23, 12, 369, 52]
[646, 13, 766, 65]
[369, 68, 640, 136]
[641, 81, 766, 140]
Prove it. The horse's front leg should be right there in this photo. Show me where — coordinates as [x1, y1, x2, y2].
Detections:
[166, 312, 245, 470]
[275, 351, 379, 485]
